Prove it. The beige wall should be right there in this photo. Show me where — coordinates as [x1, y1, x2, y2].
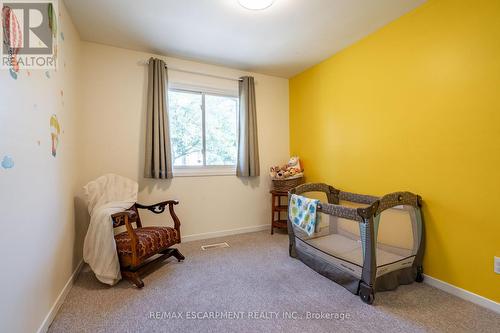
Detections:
[0, 3, 82, 333]
[78, 42, 290, 239]
[0, 13, 288, 332]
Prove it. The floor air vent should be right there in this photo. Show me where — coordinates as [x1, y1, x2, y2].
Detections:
[201, 242, 230, 251]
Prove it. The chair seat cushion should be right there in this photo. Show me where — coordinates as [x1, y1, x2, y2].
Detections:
[115, 226, 179, 260]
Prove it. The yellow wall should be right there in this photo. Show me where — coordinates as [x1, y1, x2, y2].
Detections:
[289, 0, 500, 302]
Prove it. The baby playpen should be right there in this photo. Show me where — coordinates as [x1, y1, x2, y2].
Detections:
[287, 183, 424, 304]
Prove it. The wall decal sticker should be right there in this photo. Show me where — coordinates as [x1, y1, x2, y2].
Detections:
[48, 3, 57, 37]
[9, 68, 18, 80]
[48, 4, 58, 65]
[2, 6, 21, 77]
[50, 114, 61, 157]
[1, 155, 15, 169]
[45, 71, 51, 78]
[60, 32, 64, 41]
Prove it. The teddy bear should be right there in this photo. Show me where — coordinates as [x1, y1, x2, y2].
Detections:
[270, 165, 284, 178]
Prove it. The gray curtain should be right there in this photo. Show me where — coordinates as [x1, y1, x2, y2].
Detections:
[144, 57, 173, 179]
[237, 76, 260, 177]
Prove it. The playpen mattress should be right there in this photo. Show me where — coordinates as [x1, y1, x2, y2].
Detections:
[306, 234, 406, 267]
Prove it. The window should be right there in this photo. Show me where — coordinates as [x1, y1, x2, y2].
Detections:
[168, 88, 238, 176]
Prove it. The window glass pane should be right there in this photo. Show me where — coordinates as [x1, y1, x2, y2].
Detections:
[205, 94, 238, 166]
[168, 90, 203, 166]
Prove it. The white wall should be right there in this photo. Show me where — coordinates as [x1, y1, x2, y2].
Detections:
[79, 42, 289, 239]
[0, 3, 82, 333]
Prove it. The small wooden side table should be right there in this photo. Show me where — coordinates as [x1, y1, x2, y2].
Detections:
[270, 189, 289, 234]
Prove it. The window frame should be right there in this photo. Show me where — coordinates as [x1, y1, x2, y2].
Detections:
[168, 84, 239, 177]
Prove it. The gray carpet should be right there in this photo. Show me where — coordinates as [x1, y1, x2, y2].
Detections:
[49, 231, 499, 333]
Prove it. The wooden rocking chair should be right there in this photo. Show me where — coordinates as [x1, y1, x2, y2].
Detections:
[111, 200, 185, 288]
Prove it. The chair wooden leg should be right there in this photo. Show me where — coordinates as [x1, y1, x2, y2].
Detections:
[122, 271, 144, 288]
[171, 248, 185, 262]
[271, 194, 275, 235]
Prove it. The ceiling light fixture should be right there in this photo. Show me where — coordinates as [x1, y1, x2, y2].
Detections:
[238, 0, 275, 10]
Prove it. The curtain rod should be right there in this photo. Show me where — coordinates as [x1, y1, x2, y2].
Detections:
[140, 60, 243, 82]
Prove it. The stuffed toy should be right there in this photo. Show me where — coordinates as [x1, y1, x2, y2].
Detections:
[269, 166, 278, 179]
[270, 165, 284, 179]
[287, 156, 302, 173]
[269, 157, 304, 180]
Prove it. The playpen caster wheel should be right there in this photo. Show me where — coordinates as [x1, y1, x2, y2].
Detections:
[360, 291, 374, 305]
[359, 283, 375, 305]
[415, 266, 424, 283]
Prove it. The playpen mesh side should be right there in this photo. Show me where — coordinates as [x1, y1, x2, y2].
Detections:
[292, 194, 366, 269]
[292, 194, 421, 272]
[375, 205, 421, 258]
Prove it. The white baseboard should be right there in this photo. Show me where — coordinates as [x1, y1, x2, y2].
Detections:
[37, 260, 84, 333]
[182, 224, 269, 243]
[424, 274, 500, 314]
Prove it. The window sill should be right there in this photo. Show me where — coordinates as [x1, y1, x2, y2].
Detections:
[173, 166, 236, 177]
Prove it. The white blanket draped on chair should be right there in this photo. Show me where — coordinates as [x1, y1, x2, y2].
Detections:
[83, 174, 138, 285]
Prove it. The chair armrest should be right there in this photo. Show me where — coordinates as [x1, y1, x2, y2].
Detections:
[111, 210, 140, 264]
[111, 210, 138, 227]
[135, 200, 181, 236]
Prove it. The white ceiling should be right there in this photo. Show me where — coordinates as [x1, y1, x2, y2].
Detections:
[64, 0, 425, 78]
